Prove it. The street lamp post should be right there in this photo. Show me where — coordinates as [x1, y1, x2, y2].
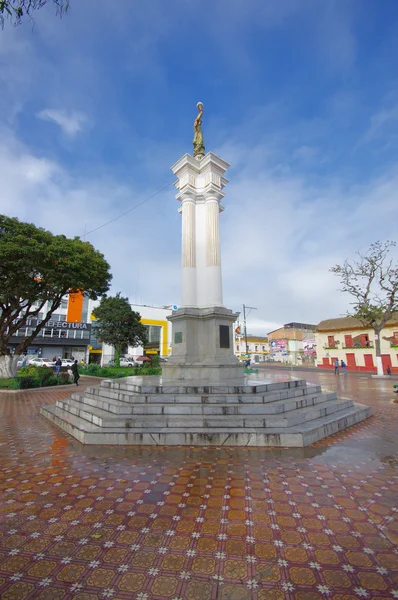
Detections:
[243, 304, 257, 356]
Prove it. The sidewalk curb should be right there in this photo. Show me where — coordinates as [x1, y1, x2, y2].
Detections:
[0, 383, 75, 395]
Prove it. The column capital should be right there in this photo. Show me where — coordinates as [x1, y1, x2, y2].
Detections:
[204, 188, 224, 203]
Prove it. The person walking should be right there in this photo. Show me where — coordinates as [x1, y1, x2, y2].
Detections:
[334, 359, 340, 375]
[55, 357, 62, 376]
[340, 360, 347, 374]
[387, 365, 392, 375]
[71, 360, 80, 386]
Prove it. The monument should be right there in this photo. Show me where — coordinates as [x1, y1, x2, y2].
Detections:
[42, 104, 371, 446]
[162, 102, 244, 382]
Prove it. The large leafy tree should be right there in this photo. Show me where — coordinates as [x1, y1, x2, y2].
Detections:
[330, 241, 398, 375]
[0, 215, 112, 377]
[0, 0, 69, 28]
[92, 294, 147, 367]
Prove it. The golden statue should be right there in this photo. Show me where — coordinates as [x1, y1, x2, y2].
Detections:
[193, 102, 205, 158]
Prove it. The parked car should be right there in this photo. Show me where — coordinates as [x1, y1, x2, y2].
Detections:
[159, 357, 168, 362]
[29, 357, 55, 367]
[61, 359, 74, 367]
[108, 358, 136, 367]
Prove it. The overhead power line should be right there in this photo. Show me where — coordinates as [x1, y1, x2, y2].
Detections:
[82, 180, 174, 238]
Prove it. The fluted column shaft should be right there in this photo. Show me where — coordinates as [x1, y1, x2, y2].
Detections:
[181, 196, 197, 306]
[204, 195, 223, 306]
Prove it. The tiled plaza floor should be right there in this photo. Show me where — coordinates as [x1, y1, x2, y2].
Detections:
[0, 371, 397, 600]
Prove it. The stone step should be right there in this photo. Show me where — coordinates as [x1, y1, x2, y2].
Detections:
[41, 402, 371, 447]
[69, 388, 336, 418]
[55, 397, 353, 429]
[84, 383, 323, 406]
[101, 377, 308, 396]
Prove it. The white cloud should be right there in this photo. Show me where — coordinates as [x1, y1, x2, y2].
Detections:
[2, 125, 398, 335]
[36, 108, 88, 137]
[361, 103, 398, 146]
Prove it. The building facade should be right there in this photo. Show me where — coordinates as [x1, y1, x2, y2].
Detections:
[8, 291, 91, 362]
[234, 335, 269, 362]
[315, 316, 398, 373]
[88, 303, 174, 365]
[267, 322, 317, 365]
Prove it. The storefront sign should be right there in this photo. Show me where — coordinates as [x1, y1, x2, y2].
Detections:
[270, 339, 287, 357]
[303, 340, 317, 354]
[26, 318, 91, 331]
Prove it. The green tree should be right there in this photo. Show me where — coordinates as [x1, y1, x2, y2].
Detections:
[0, 215, 112, 377]
[0, 0, 69, 28]
[92, 294, 147, 367]
[330, 241, 398, 376]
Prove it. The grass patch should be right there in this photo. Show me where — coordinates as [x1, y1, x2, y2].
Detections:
[0, 378, 19, 390]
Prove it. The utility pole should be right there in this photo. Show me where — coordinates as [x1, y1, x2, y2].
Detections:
[243, 304, 257, 355]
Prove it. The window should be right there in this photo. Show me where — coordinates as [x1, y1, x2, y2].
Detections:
[344, 335, 353, 348]
[255, 345, 258, 352]
[360, 334, 369, 347]
[60, 299, 68, 310]
[262, 346, 265, 351]
[393, 332, 398, 344]
[327, 335, 335, 348]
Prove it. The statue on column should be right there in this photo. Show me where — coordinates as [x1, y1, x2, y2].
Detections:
[193, 102, 205, 158]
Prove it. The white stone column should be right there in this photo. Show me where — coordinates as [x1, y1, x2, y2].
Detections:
[181, 195, 197, 307]
[205, 195, 223, 307]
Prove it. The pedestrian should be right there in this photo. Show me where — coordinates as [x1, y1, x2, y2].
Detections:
[80, 358, 85, 367]
[387, 365, 392, 375]
[334, 359, 340, 375]
[340, 360, 347, 374]
[71, 360, 80, 386]
[52, 355, 56, 362]
[22, 355, 28, 367]
[55, 357, 62, 376]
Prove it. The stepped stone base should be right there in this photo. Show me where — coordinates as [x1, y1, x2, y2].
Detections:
[41, 375, 372, 447]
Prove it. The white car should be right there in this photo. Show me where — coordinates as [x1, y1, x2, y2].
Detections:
[61, 359, 74, 367]
[29, 357, 55, 367]
[108, 358, 136, 367]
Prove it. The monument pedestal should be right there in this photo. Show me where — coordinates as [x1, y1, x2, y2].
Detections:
[162, 307, 244, 381]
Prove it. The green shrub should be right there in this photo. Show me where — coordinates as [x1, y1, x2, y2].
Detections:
[46, 375, 59, 387]
[85, 363, 101, 376]
[58, 372, 71, 385]
[18, 375, 40, 389]
[141, 367, 161, 376]
[151, 356, 160, 368]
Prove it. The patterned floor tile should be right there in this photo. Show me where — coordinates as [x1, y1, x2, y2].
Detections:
[0, 371, 397, 599]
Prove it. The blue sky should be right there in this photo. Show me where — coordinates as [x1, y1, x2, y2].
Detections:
[1, 0, 398, 333]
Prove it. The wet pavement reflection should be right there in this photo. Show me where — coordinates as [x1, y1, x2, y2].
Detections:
[0, 371, 397, 599]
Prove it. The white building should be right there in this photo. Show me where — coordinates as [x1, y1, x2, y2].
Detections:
[88, 301, 174, 365]
[235, 334, 270, 362]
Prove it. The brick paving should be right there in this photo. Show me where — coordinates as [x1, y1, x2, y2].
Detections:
[0, 371, 397, 600]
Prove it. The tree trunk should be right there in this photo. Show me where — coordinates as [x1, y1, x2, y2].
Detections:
[0, 354, 18, 379]
[374, 329, 383, 376]
[115, 346, 121, 368]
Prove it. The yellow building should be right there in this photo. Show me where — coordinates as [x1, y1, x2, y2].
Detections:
[235, 335, 269, 363]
